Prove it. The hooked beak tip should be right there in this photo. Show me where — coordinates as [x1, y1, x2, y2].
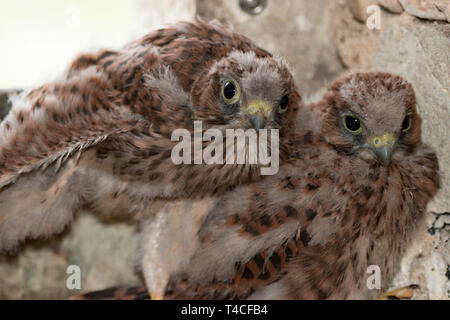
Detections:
[374, 145, 393, 166]
[249, 114, 265, 131]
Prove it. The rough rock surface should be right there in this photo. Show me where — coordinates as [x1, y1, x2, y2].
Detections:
[436, 0, 450, 21]
[197, 0, 345, 95]
[378, 0, 405, 13]
[348, 0, 450, 22]
[390, 213, 450, 299]
[346, 0, 380, 21]
[400, 0, 449, 22]
[0, 214, 140, 299]
[332, 1, 382, 69]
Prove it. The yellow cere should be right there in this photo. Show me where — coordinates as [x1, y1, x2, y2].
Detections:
[371, 133, 395, 148]
[246, 100, 272, 118]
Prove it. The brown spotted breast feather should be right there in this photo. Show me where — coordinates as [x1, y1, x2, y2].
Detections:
[0, 20, 300, 252]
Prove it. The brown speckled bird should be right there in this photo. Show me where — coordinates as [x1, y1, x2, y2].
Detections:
[81, 72, 439, 300]
[0, 21, 300, 252]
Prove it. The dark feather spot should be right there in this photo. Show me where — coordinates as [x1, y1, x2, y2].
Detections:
[244, 223, 260, 236]
[253, 254, 265, 270]
[128, 158, 140, 165]
[318, 289, 330, 300]
[260, 215, 272, 227]
[102, 60, 113, 71]
[284, 205, 298, 218]
[148, 172, 162, 181]
[269, 252, 282, 271]
[242, 266, 254, 280]
[303, 131, 313, 144]
[305, 209, 317, 221]
[299, 229, 311, 247]
[148, 158, 162, 170]
[125, 286, 140, 296]
[70, 86, 79, 94]
[98, 50, 116, 61]
[81, 287, 121, 299]
[285, 241, 296, 257]
[351, 252, 358, 264]
[285, 181, 294, 189]
[147, 145, 163, 157]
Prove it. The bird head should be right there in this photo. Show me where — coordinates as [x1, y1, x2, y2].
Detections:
[322, 72, 422, 166]
[190, 50, 300, 135]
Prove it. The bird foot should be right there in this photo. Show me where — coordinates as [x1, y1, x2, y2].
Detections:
[150, 292, 164, 300]
[379, 284, 420, 300]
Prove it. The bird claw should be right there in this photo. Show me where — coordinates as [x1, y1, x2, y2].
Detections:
[379, 284, 420, 300]
[150, 292, 164, 300]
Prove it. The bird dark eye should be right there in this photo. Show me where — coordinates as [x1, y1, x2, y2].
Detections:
[278, 94, 289, 113]
[401, 115, 411, 132]
[224, 81, 236, 99]
[344, 115, 362, 134]
[222, 79, 240, 104]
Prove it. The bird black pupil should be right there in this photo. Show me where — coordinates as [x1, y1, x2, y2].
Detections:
[402, 116, 410, 130]
[224, 82, 236, 100]
[346, 116, 360, 131]
[280, 95, 288, 109]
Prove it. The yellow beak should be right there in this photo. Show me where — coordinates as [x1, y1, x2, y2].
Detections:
[244, 100, 272, 130]
[368, 133, 396, 165]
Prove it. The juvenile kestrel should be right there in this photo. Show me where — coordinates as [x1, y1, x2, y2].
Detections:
[0, 21, 300, 252]
[81, 72, 439, 300]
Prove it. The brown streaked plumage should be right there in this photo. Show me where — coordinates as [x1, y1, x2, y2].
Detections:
[134, 72, 439, 300]
[0, 21, 300, 252]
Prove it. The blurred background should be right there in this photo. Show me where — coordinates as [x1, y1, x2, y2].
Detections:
[0, 0, 448, 299]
